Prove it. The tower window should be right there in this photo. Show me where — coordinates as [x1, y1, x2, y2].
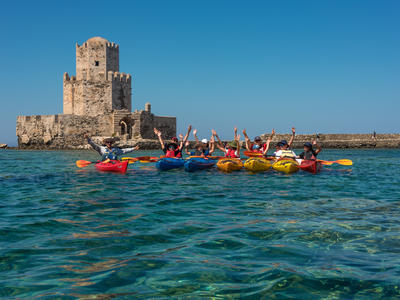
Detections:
[95, 61, 99, 66]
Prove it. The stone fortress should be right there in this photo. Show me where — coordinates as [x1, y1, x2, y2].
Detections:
[17, 37, 176, 149]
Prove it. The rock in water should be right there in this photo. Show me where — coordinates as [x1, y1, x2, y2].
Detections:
[0, 144, 7, 149]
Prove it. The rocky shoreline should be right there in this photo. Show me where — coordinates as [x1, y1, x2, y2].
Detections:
[12, 133, 400, 150]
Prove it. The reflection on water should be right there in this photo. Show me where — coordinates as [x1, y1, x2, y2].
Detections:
[0, 149, 400, 298]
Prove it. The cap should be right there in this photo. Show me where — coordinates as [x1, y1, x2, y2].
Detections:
[171, 137, 178, 142]
[201, 138, 208, 144]
[254, 136, 261, 141]
[280, 140, 288, 146]
[304, 142, 313, 148]
[276, 142, 283, 147]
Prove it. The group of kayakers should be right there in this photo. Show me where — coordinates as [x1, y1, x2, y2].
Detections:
[84, 126, 321, 162]
[153, 126, 321, 161]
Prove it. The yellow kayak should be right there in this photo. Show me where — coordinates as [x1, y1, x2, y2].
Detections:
[217, 158, 243, 172]
[244, 157, 272, 172]
[272, 159, 299, 174]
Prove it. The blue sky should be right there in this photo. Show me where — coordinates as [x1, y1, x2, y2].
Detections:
[1, 0, 399, 146]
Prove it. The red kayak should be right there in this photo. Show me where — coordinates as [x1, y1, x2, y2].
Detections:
[299, 160, 322, 174]
[95, 160, 128, 174]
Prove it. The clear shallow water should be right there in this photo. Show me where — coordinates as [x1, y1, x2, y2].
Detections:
[0, 149, 399, 299]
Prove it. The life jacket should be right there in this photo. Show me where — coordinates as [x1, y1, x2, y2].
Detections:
[279, 150, 296, 159]
[102, 148, 119, 161]
[225, 148, 239, 158]
[251, 143, 266, 153]
[165, 145, 182, 158]
[303, 150, 317, 160]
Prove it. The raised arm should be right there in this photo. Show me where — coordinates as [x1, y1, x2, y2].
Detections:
[193, 129, 199, 143]
[209, 134, 215, 154]
[179, 125, 192, 150]
[313, 139, 322, 155]
[120, 145, 140, 154]
[84, 134, 102, 154]
[235, 134, 241, 157]
[242, 129, 251, 151]
[153, 128, 165, 150]
[184, 140, 191, 155]
[263, 129, 275, 156]
[212, 129, 226, 152]
[288, 127, 296, 147]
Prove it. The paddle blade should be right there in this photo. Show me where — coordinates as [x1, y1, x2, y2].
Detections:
[121, 157, 139, 164]
[76, 160, 92, 168]
[336, 159, 353, 166]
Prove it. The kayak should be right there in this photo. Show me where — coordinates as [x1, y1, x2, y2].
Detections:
[156, 157, 185, 171]
[95, 160, 128, 174]
[272, 159, 299, 174]
[244, 157, 272, 172]
[217, 158, 243, 172]
[299, 160, 322, 174]
[184, 157, 216, 172]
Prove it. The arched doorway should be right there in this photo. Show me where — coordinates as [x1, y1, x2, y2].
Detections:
[119, 117, 133, 139]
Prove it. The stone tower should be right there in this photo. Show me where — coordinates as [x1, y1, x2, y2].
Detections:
[63, 37, 132, 116]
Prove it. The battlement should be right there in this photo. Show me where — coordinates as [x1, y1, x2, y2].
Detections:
[75, 38, 119, 50]
[107, 71, 131, 83]
[63, 73, 77, 82]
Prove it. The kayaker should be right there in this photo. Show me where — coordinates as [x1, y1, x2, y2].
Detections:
[84, 134, 139, 161]
[154, 125, 191, 158]
[213, 128, 241, 158]
[297, 140, 321, 160]
[243, 128, 275, 154]
[185, 135, 215, 157]
[193, 129, 214, 156]
[273, 140, 297, 160]
[272, 127, 297, 160]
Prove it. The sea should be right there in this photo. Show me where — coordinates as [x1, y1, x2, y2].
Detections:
[0, 149, 399, 299]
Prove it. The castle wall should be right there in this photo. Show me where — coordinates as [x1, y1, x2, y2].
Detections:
[110, 72, 131, 111]
[259, 133, 400, 148]
[152, 115, 176, 139]
[17, 114, 113, 149]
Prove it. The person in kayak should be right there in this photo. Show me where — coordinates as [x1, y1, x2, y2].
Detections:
[154, 125, 191, 158]
[243, 128, 275, 154]
[297, 140, 321, 160]
[185, 134, 215, 157]
[84, 134, 139, 161]
[192, 129, 214, 156]
[273, 127, 297, 160]
[213, 128, 241, 158]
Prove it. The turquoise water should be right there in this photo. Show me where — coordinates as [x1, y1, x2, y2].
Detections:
[0, 149, 399, 299]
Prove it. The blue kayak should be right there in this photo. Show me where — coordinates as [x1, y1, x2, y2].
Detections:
[184, 157, 217, 172]
[156, 157, 186, 171]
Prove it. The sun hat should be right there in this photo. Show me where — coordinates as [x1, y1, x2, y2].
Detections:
[201, 138, 208, 144]
[228, 141, 237, 148]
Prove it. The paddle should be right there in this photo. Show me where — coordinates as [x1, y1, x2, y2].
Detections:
[76, 160, 96, 168]
[122, 156, 159, 163]
[318, 159, 353, 166]
[76, 159, 113, 168]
